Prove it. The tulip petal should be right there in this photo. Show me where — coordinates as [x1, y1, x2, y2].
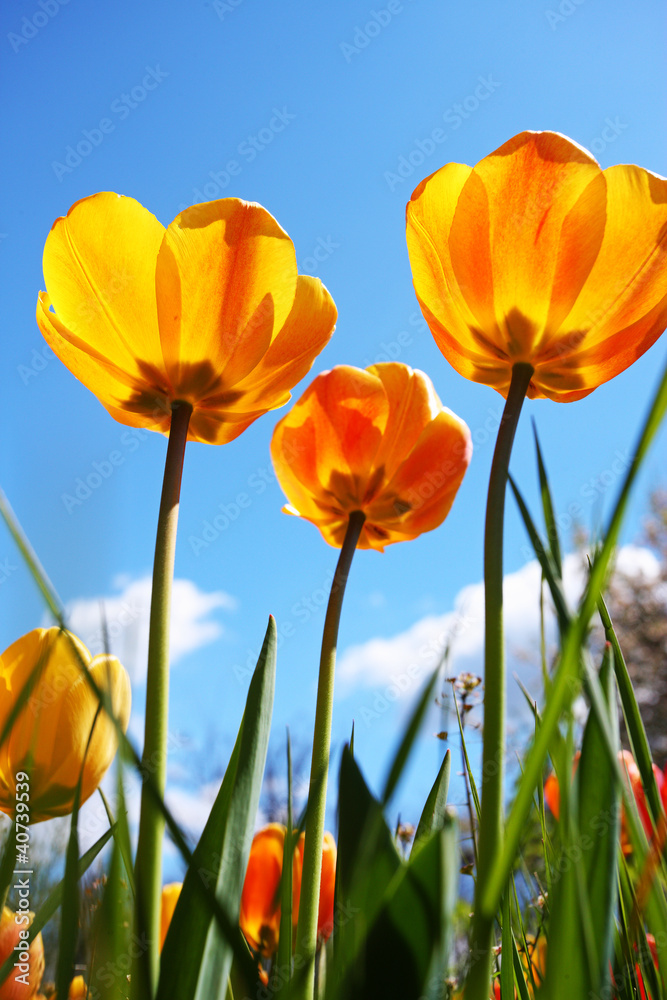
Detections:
[40, 192, 164, 377]
[230, 276, 337, 410]
[37, 293, 170, 432]
[449, 132, 603, 363]
[548, 164, 667, 393]
[368, 364, 442, 489]
[155, 199, 298, 398]
[407, 162, 490, 382]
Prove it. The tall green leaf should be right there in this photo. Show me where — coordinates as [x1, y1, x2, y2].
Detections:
[155, 616, 277, 1000]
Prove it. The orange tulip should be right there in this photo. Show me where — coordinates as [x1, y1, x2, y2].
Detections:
[239, 824, 336, 956]
[544, 749, 663, 855]
[294, 830, 337, 943]
[0, 628, 131, 823]
[270, 363, 471, 550]
[159, 882, 182, 950]
[0, 907, 44, 999]
[406, 131, 667, 402]
[36, 195, 337, 445]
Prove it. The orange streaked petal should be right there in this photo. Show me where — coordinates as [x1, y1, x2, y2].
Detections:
[240, 824, 285, 956]
[449, 132, 603, 361]
[407, 131, 667, 400]
[271, 363, 470, 550]
[231, 275, 337, 410]
[155, 199, 298, 397]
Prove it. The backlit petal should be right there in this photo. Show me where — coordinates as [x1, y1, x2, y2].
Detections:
[41, 192, 164, 377]
[155, 199, 298, 398]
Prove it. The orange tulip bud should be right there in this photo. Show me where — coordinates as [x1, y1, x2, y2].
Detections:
[0, 907, 44, 1000]
[407, 131, 667, 402]
[159, 883, 182, 950]
[240, 824, 291, 957]
[37, 196, 337, 446]
[0, 628, 131, 823]
[240, 824, 336, 956]
[271, 363, 471, 551]
[294, 830, 337, 943]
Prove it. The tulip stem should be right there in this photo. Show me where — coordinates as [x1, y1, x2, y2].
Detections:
[466, 362, 533, 1000]
[133, 401, 192, 1000]
[294, 510, 365, 1000]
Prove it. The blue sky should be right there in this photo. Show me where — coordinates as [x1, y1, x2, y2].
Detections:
[2, 0, 666, 869]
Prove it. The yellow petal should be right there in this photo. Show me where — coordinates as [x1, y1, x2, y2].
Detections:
[187, 276, 337, 445]
[448, 132, 603, 363]
[155, 199, 298, 398]
[40, 192, 164, 379]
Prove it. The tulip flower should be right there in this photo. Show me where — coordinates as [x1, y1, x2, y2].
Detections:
[544, 750, 665, 855]
[270, 363, 472, 551]
[0, 907, 44, 999]
[294, 830, 337, 943]
[406, 130, 667, 403]
[0, 628, 131, 823]
[408, 134, 667, 1000]
[36, 194, 337, 445]
[159, 883, 182, 950]
[239, 824, 336, 957]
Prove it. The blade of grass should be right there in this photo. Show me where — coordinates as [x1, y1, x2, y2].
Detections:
[532, 421, 563, 576]
[598, 593, 663, 823]
[484, 353, 667, 916]
[276, 729, 294, 987]
[156, 616, 276, 1000]
[0, 488, 64, 622]
[412, 748, 451, 850]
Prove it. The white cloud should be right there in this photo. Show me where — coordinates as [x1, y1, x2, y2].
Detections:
[64, 575, 237, 684]
[337, 545, 657, 724]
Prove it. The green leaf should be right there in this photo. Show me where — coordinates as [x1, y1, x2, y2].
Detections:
[508, 475, 570, 634]
[533, 421, 563, 577]
[336, 814, 458, 1000]
[543, 645, 620, 999]
[598, 593, 663, 823]
[413, 749, 451, 850]
[334, 747, 402, 987]
[276, 729, 294, 989]
[156, 616, 277, 1000]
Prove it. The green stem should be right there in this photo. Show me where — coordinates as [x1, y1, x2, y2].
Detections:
[133, 401, 192, 999]
[294, 510, 365, 1000]
[466, 363, 533, 1000]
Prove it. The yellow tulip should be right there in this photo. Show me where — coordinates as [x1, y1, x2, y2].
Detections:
[36, 195, 337, 445]
[0, 907, 44, 999]
[406, 130, 667, 402]
[0, 628, 131, 822]
[270, 363, 472, 550]
[159, 882, 182, 950]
